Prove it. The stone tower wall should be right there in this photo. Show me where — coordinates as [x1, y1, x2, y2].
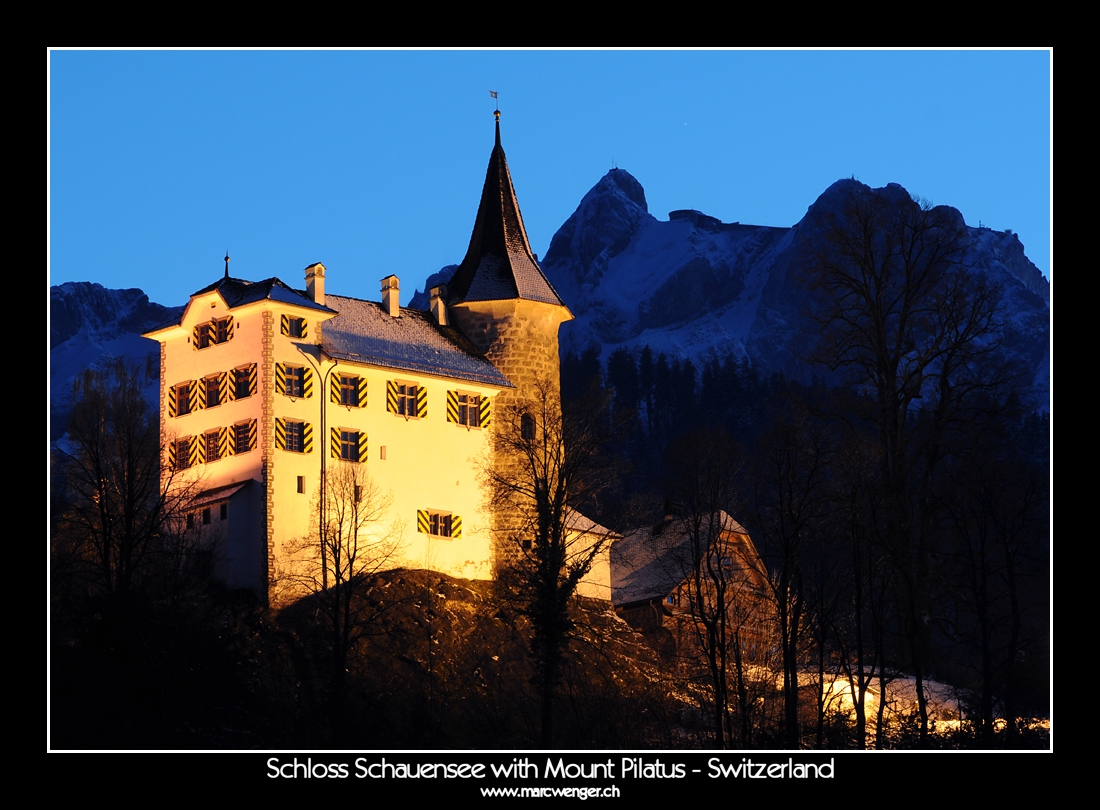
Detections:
[449, 298, 571, 572]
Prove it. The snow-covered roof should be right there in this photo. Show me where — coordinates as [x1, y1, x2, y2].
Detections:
[192, 276, 335, 313]
[611, 511, 752, 607]
[564, 508, 619, 537]
[321, 294, 514, 389]
[189, 481, 250, 507]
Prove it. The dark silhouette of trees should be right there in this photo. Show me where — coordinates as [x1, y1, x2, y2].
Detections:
[746, 408, 832, 747]
[802, 184, 1008, 744]
[284, 462, 402, 744]
[488, 378, 617, 747]
[56, 360, 193, 614]
[665, 428, 768, 748]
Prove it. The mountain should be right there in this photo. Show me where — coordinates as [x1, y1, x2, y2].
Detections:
[49, 282, 183, 442]
[52, 173, 1051, 438]
[541, 171, 1050, 407]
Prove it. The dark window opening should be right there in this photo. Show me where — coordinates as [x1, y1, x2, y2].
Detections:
[340, 375, 359, 406]
[234, 367, 252, 399]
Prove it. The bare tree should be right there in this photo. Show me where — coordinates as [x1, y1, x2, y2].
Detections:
[801, 183, 1005, 744]
[487, 377, 616, 747]
[664, 427, 769, 748]
[55, 360, 194, 615]
[747, 409, 832, 748]
[283, 462, 403, 744]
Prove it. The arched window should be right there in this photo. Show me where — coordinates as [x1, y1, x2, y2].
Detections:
[521, 412, 536, 441]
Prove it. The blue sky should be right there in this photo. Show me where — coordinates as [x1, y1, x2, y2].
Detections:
[49, 49, 1051, 308]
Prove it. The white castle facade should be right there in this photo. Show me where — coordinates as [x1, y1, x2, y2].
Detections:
[144, 114, 613, 605]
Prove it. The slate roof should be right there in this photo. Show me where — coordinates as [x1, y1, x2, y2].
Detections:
[321, 294, 514, 388]
[191, 276, 335, 313]
[447, 116, 567, 308]
[611, 511, 751, 607]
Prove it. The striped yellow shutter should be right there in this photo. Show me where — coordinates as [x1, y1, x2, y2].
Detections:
[247, 419, 256, 451]
[247, 364, 257, 397]
[168, 386, 178, 418]
[416, 386, 428, 418]
[302, 368, 313, 398]
[300, 319, 308, 339]
[224, 315, 234, 341]
[218, 426, 230, 459]
[386, 381, 398, 414]
[188, 380, 203, 412]
[302, 422, 313, 453]
[331, 427, 341, 459]
[193, 435, 205, 465]
[357, 377, 368, 408]
[479, 397, 492, 428]
[357, 431, 368, 462]
[446, 390, 458, 423]
[417, 510, 430, 534]
[280, 314, 290, 336]
[218, 372, 229, 404]
[192, 324, 204, 348]
[167, 440, 176, 469]
[275, 364, 286, 396]
[451, 514, 462, 539]
[331, 375, 341, 404]
[274, 418, 286, 451]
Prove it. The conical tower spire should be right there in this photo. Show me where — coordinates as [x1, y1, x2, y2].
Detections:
[447, 112, 565, 307]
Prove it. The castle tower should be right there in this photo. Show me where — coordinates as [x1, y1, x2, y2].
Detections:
[446, 111, 573, 568]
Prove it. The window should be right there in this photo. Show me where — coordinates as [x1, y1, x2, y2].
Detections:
[205, 376, 221, 408]
[448, 391, 485, 428]
[175, 438, 192, 470]
[205, 430, 221, 463]
[276, 419, 311, 453]
[331, 427, 367, 463]
[193, 317, 233, 349]
[175, 383, 192, 416]
[417, 509, 462, 539]
[186, 513, 194, 529]
[286, 366, 305, 398]
[220, 502, 228, 520]
[202, 507, 211, 525]
[233, 366, 254, 400]
[233, 421, 254, 454]
[340, 375, 359, 407]
[281, 315, 307, 338]
[521, 412, 536, 441]
[297, 476, 305, 494]
[387, 381, 425, 418]
[332, 374, 366, 408]
[396, 383, 418, 416]
[277, 364, 311, 398]
[340, 430, 360, 462]
[285, 421, 305, 452]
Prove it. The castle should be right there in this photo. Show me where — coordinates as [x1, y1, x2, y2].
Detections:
[144, 112, 613, 605]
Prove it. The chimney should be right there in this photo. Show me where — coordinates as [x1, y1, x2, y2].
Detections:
[305, 262, 326, 305]
[381, 275, 400, 317]
[429, 284, 448, 326]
